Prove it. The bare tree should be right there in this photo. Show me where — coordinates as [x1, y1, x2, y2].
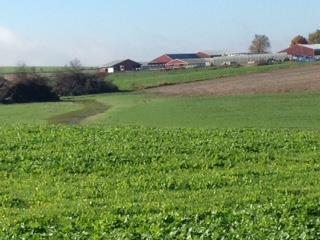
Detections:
[69, 58, 82, 71]
[291, 35, 308, 46]
[249, 34, 271, 54]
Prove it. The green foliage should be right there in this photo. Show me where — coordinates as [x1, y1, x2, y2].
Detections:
[1, 126, 320, 238]
[291, 35, 308, 46]
[308, 30, 320, 44]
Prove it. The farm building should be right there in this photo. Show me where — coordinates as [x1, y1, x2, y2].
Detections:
[149, 53, 200, 69]
[281, 44, 320, 57]
[165, 58, 212, 69]
[99, 59, 141, 73]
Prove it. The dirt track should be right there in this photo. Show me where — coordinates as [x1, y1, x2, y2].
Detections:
[147, 65, 320, 96]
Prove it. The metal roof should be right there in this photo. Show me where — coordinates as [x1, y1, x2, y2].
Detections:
[199, 50, 231, 56]
[299, 44, 320, 50]
[101, 59, 141, 68]
[101, 60, 127, 68]
[166, 53, 200, 59]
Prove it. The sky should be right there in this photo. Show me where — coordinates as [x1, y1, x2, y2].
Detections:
[0, 0, 319, 66]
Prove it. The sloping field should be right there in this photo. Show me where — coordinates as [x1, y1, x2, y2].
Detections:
[147, 65, 320, 96]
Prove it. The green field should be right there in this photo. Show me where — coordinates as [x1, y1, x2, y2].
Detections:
[1, 92, 320, 128]
[1, 126, 320, 239]
[108, 62, 314, 90]
[0, 101, 82, 125]
[84, 92, 320, 128]
[0, 66, 96, 75]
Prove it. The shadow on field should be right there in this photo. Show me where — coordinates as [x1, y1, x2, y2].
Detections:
[48, 99, 108, 125]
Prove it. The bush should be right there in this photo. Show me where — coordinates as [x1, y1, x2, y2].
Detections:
[0, 67, 59, 104]
[54, 71, 118, 96]
[0, 76, 10, 102]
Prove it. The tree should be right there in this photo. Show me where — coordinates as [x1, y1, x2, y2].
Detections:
[249, 34, 271, 54]
[291, 35, 308, 46]
[308, 30, 320, 44]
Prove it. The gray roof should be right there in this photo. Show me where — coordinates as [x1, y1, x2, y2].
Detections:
[101, 59, 127, 68]
[299, 44, 320, 50]
[101, 59, 141, 68]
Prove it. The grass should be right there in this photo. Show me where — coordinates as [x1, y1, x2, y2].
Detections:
[1, 126, 320, 238]
[84, 92, 320, 129]
[0, 101, 82, 125]
[108, 62, 317, 91]
[2, 91, 320, 128]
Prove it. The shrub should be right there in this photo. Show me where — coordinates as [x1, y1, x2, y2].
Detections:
[0, 76, 10, 102]
[54, 71, 118, 96]
[0, 66, 59, 104]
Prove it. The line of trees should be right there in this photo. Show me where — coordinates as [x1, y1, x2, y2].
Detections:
[290, 30, 320, 46]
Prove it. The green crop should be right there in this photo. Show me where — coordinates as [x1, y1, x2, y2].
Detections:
[1, 126, 320, 239]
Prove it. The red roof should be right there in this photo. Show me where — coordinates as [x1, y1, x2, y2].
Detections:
[149, 55, 173, 65]
[165, 59, 188, 67]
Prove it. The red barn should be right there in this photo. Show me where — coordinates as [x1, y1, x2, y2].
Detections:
[149, 53, 200, 68]
[281, 44, 320, 57]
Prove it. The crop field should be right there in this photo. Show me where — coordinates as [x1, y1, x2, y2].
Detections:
[1, 126, 320, 239]
[108, 62, 317, 91]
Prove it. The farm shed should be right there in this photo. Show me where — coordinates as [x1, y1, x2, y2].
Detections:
[281, 44, 320, 57]
[99, 59, 141, 73]
[149, 53, 200, 69]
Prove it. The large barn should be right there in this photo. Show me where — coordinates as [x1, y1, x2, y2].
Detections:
[99, 59, 141, 73]
[281, 44, 320, 57]
[148, 53, 200, 68]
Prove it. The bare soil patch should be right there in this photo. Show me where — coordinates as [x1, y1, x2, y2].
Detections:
[48, 100, 108, 125]
[146, 65, 320, 96]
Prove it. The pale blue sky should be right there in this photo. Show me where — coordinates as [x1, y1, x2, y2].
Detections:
[0, 0, 319, 65]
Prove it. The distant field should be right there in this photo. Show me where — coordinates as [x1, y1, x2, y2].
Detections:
[0, 66, 97, 75]
[108, 62, 318, 91]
